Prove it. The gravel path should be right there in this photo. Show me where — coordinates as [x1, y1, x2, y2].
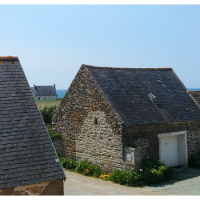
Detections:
[143, 168, 200, 195]
[64, 170, 165, 195]
[64, 168, 200, 195]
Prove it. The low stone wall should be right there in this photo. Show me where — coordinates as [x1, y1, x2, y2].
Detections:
[0, 180, 64, 195]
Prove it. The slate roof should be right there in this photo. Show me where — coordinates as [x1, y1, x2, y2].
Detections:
[189, 91, 200, 107]
[0, 56, 66, 190]
[31, 85, 57, 96]
[84, 64, 200, 126]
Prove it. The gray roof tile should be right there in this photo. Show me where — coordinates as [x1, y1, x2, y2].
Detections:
[0, 57, 65, 189]
[85, 65, 200, 126]
[31, 85, 57, 96]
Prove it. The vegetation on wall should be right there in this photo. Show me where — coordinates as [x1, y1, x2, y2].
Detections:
[59, 157, 174, 187]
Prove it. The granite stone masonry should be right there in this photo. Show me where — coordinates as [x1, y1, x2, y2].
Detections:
[52, 65, 200, 172]
[52, 65, 124, 172]
[76, 110, 123, 172]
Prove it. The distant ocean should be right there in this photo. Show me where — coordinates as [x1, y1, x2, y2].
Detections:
[56, 90, 67, 99]
[56, 88, 200, 99]
[188, 88, 200, 91]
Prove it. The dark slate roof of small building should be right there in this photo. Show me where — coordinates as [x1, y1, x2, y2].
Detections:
[189, 91, 200, 107]
[0, 56, 65, 190]
[31, 85, 57, 96]
[84, 64, 200, 126]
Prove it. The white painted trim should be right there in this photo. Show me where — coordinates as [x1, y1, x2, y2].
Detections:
[158, 130, 187, 138]
[184, 132, 188, 167]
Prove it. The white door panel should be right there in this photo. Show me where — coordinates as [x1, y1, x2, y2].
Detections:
[160, 135, 179, 167]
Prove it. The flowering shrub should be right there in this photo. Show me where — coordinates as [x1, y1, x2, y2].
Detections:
[75, 160, 101, 177]
[99, 173, 110, 179]
[108, 160, 173, 186]
[59, 156, 173, 187]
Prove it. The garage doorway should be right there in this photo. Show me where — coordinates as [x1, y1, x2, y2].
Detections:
[158, 131, 188, 167]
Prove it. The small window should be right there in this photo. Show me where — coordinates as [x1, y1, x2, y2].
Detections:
[94, 118, 98, 125]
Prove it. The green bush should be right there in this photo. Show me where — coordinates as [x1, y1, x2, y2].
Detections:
[47, 127, 61, 141]
[59, 157, 173, 187]
[109, 169, 141, 186]
[109, 160, 173, 186]
[40, 105, 57, 124]
[59, 157, 67, 168]
[65, 159, 77, 169]
[142, 159, 174, 184]
[75, 160, 101, 177]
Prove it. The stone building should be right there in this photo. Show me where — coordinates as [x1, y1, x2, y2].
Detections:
[31, 84, 57, 100]
[0, 56, 66, 195]
[52, 64, 200, 172]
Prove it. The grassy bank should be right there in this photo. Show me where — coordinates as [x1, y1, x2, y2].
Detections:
[36, 100, 61, 109]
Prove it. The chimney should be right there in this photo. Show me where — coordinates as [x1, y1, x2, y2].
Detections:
[34, 84, 36, 88]
[53, 84, 55, 88]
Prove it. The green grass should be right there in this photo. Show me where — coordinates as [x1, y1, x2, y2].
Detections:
[36, 99, 61, 109]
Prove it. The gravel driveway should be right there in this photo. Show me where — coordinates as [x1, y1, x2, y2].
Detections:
[64, 168, 200, 195]
[143, 168, 200, 195]
[64, 170, 165, 195]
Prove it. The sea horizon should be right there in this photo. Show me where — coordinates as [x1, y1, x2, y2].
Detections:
[56, 88, 200, 99]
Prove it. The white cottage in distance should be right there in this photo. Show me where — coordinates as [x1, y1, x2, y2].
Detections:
[31, 84, 57, 100]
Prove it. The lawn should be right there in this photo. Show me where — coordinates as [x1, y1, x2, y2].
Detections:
[36, 100, 62, 109]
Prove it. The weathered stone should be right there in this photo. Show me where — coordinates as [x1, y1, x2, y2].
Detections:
[52, 65, 200, 172]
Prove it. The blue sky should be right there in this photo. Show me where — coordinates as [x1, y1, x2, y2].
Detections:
[0, 5, 200, 89]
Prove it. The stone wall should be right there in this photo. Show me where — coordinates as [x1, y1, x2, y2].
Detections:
[186, 120, 200, 157]
[52, 65, 123, 172]
[122, 120, 200, 161]
[76, 110, 123, 172]
[52, 65, 200, 172]
[0, 180, 64, 195]
[122, 122, 187, 160]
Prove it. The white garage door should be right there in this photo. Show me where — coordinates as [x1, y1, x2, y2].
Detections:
[160, 135, 179, 167]
[159, 131, 187, 167]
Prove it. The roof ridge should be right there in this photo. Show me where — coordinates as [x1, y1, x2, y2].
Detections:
[0, 56, 19, 61]
[82, 64, 172, 71]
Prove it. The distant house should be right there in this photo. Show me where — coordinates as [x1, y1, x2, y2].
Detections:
[52, 64, 200, 172]
[31, 85, 57, 100]
[0, 56, 66, 195]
